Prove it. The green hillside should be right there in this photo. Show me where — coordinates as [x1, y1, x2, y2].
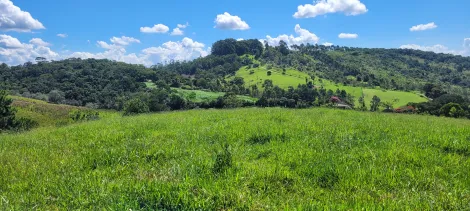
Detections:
[8, 96, 114, 128]
[233, 65, 310, 89]
[232, 64, 427, 107]
[1, 108, 469, 209]
[173, 88, 257, 103]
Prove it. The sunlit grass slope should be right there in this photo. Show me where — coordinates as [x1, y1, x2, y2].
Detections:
[9, 96, 90, 127]
[234, 65, 310, 89]
[234, 65, 427, 108]
[1, 108, 469, 210]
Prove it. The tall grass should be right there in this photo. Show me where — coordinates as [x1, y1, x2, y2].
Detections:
[1, 108, 469, 209]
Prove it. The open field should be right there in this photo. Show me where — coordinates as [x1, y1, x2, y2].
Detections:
[172, 88, 257, 103]
[232, 64, 427, 108]
[1, 108, 469, 209]
[233, 65, 310, 89]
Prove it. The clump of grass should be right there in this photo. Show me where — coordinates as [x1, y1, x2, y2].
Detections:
[212, 144, 232, 174]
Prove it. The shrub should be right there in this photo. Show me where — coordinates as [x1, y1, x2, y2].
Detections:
[69, 110, 100, 122]
[123, 98, 149, 116]
[48, 90, 65, 104]
[0, 90, 16, 131]
[13, 117, 39, 131]
[267, 71, 272, 76]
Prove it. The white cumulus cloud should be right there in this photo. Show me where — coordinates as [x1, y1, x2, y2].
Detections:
[214, 12, 250, 30]
[0, 34, 58, 65]
[140, 24, 169, 33]
[0, 0, 45, 32]
[171, 28, 184, 36]
[57, 34, 68, 38]
[29, 38, 50, 47]
[322, 42, 334, 46]
[0, 35, 210, 66]
[294, 0, 368, 18]
[142, 37, 209, 63]
[338, 33, 358, 39]
[264, 24, 319, 47]
[463, 38, 470, 48]
[177, 22, 189, 29]
[399, 43, 469, 56]
[110, 36, 140, 46]
[410, 22, 437, 32]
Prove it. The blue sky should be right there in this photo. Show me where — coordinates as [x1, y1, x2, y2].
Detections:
[1, 0, 469, 66]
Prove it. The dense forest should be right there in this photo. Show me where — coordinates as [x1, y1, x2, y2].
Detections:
[1, 38, 470, 119]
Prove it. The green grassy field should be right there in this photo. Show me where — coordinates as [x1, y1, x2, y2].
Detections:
[172, 88, 257, 103]
[1, 108, 469, 209]
[315, 79, 428, 107]
[233, 65, 310, 89]
[232, 65, 427, 108]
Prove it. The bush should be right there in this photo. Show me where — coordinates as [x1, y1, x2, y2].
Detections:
[168, 94, 187, 110]
[13, 117, 39, 131]
[0, 90, 16, 131]
[69, 110, 100, 122]
[123, 98, 149, 116]
[267, 71, 272, 76]
[0, 90, 37, 132]
[48, 90, 65, 104]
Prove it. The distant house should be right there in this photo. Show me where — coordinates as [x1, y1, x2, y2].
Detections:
[335, 102, 352, 110]
[330, 96, 352, 109]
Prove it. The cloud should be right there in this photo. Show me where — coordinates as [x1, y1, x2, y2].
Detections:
[463, 38, 470, 48]
[338, 33, 358, 39]
[322, 42, 334, 46]
[237, 38, 244, 41]
[29, 38, 50, 47]
[57, 34, 68, 38]
[142, 37, 209, 63]
[110, 36, 140, 46]
[410, 22, 437, 32]
[177, 22, 189, 29]
[67, 37, 208, 66]
[0, 34, 23, 48]
[96, 36, 140, 50]
[0, 0, 45, 32]
[171, 28, 184, 36]
[264, 24, 319, 47]
[214, 12, 250, 30]
[399, 43, 468, 56]
[140, 24, 169, 33]
[294, 0, 367, 18]
[0, 34, 58, 65]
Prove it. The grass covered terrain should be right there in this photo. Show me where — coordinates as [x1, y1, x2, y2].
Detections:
[9, 96, 91, 127]
[234, 65, 310, 89]
[233, 64, 427, 108]
[172, 88, 257, 103]
[1, 108, 469, 209]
